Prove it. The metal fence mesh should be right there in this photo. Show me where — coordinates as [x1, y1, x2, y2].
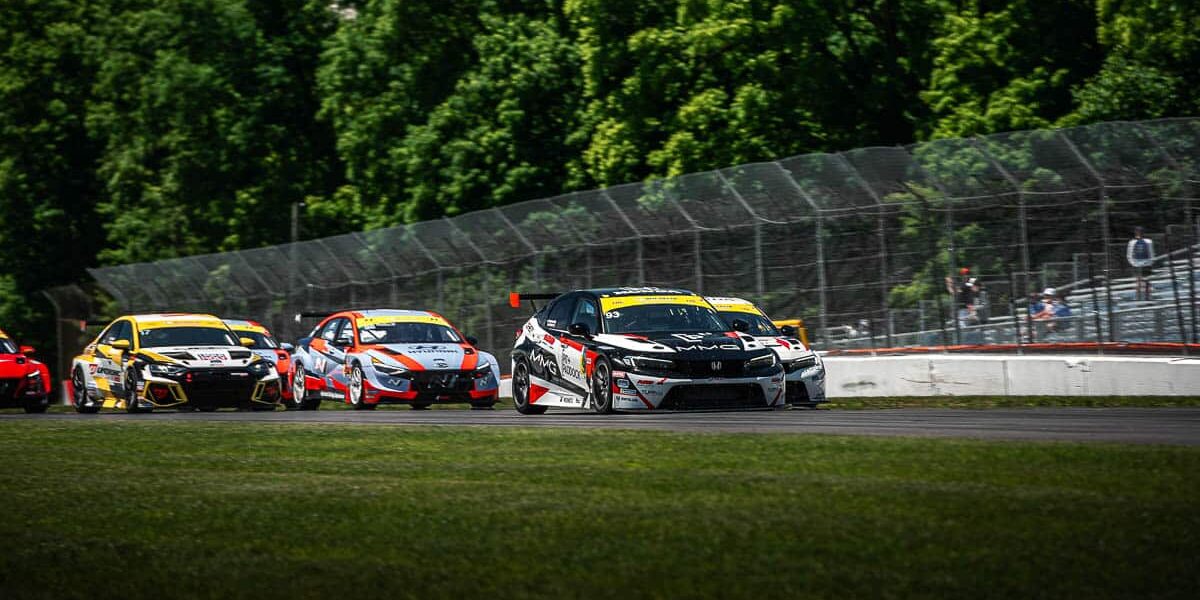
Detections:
[82, 118, 1200, 368]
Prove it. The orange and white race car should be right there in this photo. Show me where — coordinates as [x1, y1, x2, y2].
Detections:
[289, 309, 500, 410]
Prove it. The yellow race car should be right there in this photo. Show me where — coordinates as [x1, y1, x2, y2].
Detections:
[69, 313, 281, 413]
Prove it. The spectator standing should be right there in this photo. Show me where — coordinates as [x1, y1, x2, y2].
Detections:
[945, 268, 977, 329]
[1126, 226, 1155, 300]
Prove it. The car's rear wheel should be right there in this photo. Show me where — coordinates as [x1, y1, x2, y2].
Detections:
[348, 365, 374, 410]
[72, 367, 99, 414]
[590, 358, 615, 414]
[290, 365, 320, 410]
[124, 369, 151, 414]
[512, 357, 546, 415]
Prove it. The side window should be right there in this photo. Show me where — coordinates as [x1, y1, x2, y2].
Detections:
[319, 319, 341, 342]
[98, 322, 120, 345]
[334, 319, 355, 346]
[545, 296, 575, 332]
[571, 298, 600, 333]
[114, 321, 134, 345]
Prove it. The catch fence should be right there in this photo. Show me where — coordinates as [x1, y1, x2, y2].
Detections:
[75, 118, 1200, 369]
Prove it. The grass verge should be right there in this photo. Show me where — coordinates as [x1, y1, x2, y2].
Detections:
[1, 421, 1197, 599]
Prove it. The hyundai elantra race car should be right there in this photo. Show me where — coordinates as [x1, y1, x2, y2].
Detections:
[290, 309, 501, 410]
[0, 329, 51, 413]
[509, 287, 785, 414]
[70, 313, 281, 413]
[224, 319, 295, 405]
[706, 297, 827, 407]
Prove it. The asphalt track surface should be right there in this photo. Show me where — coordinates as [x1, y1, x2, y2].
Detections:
[4, 406, 1199, 445]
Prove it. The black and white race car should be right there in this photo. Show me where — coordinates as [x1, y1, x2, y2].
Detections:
[509, 287, 785, 414]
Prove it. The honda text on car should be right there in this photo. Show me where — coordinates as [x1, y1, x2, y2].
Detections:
[706, 297, 826, 407]
[509, 287, 785, 414]
[0, 328, 51, 413]
[70, 313, 281, 413]
[290, 309, 501, 410]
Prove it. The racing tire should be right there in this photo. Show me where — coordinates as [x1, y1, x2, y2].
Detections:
[23, 397, 49, 414]
[511, 357, 546, 415]
[72, 367, 99, 414]
[348, 365, 376, 410]
[123, 369, 152, 414]
[289, 366, 320, 411]
[590, 358, 616, 414]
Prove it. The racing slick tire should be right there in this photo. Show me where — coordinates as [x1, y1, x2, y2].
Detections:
[288, 366, 320, 411]
[23, 397, 49, 414]
[123, 369, 152, 414]
[511, 357, 546, 415]
[590, 358, 616, 414]
[71, 367, 99, 414]
[348, 365, 375, 410]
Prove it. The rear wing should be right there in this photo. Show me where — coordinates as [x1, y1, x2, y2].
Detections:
[508, 292, 561, 311]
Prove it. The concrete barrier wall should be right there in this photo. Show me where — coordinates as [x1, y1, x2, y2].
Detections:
[824, 355, 1200, 397]
[497, 355, 1200, 398]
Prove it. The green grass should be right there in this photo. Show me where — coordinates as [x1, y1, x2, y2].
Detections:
[1, 421, 1198, 599]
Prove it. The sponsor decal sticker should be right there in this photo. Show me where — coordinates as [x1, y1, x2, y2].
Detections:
[599, 294, 709, 312]
[359, 315, 448, 327]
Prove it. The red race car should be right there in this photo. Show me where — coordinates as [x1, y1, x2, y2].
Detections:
[0, 328, 51, 413]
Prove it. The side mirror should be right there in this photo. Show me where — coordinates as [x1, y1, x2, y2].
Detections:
[239, 337, 255, 348]
[111, 339, 131, 351]
[19, 345, 35, 355]
[280, 342, 295, 352]
[730, 319, 749, 333]
[465, 336, 479, 347]
[780, 325, 797, 337]
[568, 322, 591, 337]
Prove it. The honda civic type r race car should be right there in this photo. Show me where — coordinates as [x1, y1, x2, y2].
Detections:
[289, 309, 501, 410]
[706, 297, 827, 407]
[223, 319, 296, 404]
[509, 287, 786, 414]
[0, 329, 51, 413]
[70, 314, 281, 413]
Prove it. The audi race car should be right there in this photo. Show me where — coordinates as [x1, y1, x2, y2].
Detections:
[706, 297, 827, 407]
[0, 329, 51, 413]
[223, 319, 296, 405]
[289, 309, 501, 410]
[69, 313, 281, 413]
[509, 287, 785, 414]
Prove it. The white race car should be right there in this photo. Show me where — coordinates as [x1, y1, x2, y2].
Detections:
[706, 297, 827, 407]
[509, 287, 785, 413]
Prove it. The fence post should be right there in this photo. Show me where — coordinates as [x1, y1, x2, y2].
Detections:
[599, 189, 645, 285]
[1163, 227, 1190, 352]
[1060, 131, 1116, 342]
[656, 180, 708, 293]
[775, 162, 829, 346]
[714, 169, 766, 300]
[838, 154, 892, 347]
[973, 138, 1033, 289]
[1082, 218, 1105, 352]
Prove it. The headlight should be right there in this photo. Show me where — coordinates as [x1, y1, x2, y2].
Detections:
[247, 360, 273, 377]
[473, 366, 493, 380]
[373, 359, 408, 377]
[626, 355, 674, 372]
[148, 363, 187, 377]
[747, 352, 778, 370]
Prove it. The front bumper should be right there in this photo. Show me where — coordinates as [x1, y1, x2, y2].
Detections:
[362, 368, 499, 405]
[784, 363, 826, 405]
[135, 369, 280, 409]
[0, 376, 47, 408]
[611, 370, 785, 410]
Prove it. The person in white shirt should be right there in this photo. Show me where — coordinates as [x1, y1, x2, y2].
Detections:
[1126, 227, 1155, 300]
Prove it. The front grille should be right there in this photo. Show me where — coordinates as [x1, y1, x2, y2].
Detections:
[0, 378, 18, 401]
[411, 370, 473, 393]
[183, 369, 257, 406]
[671, 360, 746, 378]
[658, 384, 766, 410]
[786, 381, 810, 404]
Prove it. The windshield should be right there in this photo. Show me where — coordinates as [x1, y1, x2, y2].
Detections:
[358, 322, 461, 344]
[0, 338, 16, 354]
[718, 311, 779, 336]
[236, 331, 278, 349]
[603, 303, 728, 335]
[138, 327, 238, 348]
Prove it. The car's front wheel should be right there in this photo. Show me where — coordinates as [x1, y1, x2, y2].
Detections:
[590, 358, 615, 414]
[123, 369, 151, 414]
[23, 396, 49, 414]
[72, 367, 99, 414]
[348, 365, 374, 410]
[512, 357, 546, 415]
[289, 365, 320, 410]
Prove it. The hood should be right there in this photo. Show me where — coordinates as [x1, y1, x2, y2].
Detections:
[753, 335, 813, 360]
[141, 345, 257, 368]
[250, 348, 279, 364]
[364, 343, 480, 371]
[593, 332, 767, 357]
[0, 353, 36, 378]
